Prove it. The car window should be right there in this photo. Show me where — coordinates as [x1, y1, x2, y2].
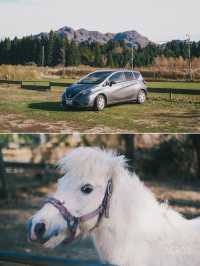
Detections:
[78, 71, 113, 85]
[133, 72, 142, 81]
[109, 72, 125, 84]
[124, 71, 135, 81]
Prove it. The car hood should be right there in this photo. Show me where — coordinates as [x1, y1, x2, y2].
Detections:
[65, 83, 97, 98]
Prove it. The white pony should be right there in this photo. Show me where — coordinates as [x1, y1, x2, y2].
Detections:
[28, 147, 200, 266]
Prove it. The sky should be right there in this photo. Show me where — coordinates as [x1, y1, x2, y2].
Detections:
[0, 0, 199, 43]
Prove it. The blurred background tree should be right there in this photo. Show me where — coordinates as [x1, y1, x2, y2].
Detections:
[0, 134, 200, 199]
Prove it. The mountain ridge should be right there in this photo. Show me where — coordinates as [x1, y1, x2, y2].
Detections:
[36, 26, 153, 48]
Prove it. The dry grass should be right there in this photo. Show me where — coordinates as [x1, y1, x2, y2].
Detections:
[137, 57, 200, 80]
[0, 65, 41, 80]
[1, 61, 200, 83]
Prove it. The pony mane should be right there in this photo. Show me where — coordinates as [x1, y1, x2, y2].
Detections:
[57, 146, 129, 175]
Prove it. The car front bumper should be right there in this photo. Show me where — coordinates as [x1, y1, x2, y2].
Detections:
[61, 93, 95, 108]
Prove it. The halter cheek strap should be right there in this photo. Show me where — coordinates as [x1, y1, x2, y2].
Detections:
[44, 179, 113, 244]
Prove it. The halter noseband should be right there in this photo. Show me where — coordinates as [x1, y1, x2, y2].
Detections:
[44, 179, 113, 244]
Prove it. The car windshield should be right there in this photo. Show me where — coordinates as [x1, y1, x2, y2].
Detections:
[78, 71, 113, 84]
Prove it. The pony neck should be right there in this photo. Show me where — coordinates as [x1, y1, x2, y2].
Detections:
[92, 171, 161, 265]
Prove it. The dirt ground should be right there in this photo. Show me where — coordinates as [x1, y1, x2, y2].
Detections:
[1, 177, 200, 266]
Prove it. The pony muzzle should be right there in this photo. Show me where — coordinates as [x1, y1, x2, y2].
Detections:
[27, 219, 48, 243]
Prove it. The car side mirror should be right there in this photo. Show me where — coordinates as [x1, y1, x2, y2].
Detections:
[109, 81, 116, 87]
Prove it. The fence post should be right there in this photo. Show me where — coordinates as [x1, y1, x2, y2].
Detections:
[170, 89, 173, 102]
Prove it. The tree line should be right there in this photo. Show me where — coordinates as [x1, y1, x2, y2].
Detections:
[1, 134, 200, 198]
[0, 30, 200, 67]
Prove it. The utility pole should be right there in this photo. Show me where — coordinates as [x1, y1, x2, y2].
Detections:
[186, 34, 192, 81]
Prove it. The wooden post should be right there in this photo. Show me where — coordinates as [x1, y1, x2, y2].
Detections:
[170, 89, 173, 102]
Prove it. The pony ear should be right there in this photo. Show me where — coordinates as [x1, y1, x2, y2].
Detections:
[109, 154, 128, 182]
[57, 155, 70, 174]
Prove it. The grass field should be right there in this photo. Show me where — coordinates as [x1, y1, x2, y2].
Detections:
[148, 82, 200, 90]
[0, 82, 200, 133]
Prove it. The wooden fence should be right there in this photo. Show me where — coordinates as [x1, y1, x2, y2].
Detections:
[49, 81, 72, 87]
[4, 161, 59, 179]
[0, 251, 111, 266]
[148, 87, 200, 101]
[1, 79, 200, 98]
[21, 84, 51, 91]
[0, 80, 22, 85]
[0, 80, 72, 91]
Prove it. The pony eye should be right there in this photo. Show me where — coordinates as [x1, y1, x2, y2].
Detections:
[81, 184, 93, 194]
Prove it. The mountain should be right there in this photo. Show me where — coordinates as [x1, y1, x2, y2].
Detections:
[36, 26, 152, 48]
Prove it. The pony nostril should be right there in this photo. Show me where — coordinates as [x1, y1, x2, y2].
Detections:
[34, 222, 46, 238]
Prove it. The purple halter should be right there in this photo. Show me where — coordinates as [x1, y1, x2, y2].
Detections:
[44, 179, 113, 244]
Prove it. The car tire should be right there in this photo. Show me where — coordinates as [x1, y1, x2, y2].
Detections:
[61, 103, 69, 110]
[94, 95, 106, 111]
[137, 90, 146, 104]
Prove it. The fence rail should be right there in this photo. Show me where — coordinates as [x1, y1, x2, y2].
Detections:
[21, 84, 51, 91]
[145, 79, 200, 83]
[4, 161, 54, 169]
[0, 79, 22, 85]
[0, 251, 111, 266]
[49, 81, 72, 87]
[148, 88, 200, 95]
[1, 79, 200, 98]
[148, 87, 200, 101]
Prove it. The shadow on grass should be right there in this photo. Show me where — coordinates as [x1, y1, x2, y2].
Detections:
[28, 102, 91, 112]
[28, 101, 137, 112]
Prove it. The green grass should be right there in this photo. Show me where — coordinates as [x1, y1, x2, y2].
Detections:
[148, 81, 200, 90]
[0, 85, 200, 133]
[22, 78, 76, 86]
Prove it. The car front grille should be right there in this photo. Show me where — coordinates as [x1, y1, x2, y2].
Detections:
[65, 92, 73, 99]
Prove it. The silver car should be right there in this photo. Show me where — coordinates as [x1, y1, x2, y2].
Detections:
[61, 70, 147, 111]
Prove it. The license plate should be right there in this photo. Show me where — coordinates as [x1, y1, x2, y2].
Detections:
[66, 99, 73, 105]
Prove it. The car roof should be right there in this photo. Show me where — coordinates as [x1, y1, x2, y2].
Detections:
[94, 69, 140, 74]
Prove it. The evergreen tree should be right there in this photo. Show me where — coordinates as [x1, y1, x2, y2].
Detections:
[0, 34, 200, 68]
[52, 35, 64, 66]
[46, 30, 54, 66]
[94, 43, 102, 66]
[107, 52, 114, 67]
[66, 41, 80, 66]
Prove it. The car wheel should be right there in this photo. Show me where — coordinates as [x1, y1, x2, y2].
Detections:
[94, 95, 106, 111]
[137, 90, 146, 104]
[61, 103, 69, 110]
